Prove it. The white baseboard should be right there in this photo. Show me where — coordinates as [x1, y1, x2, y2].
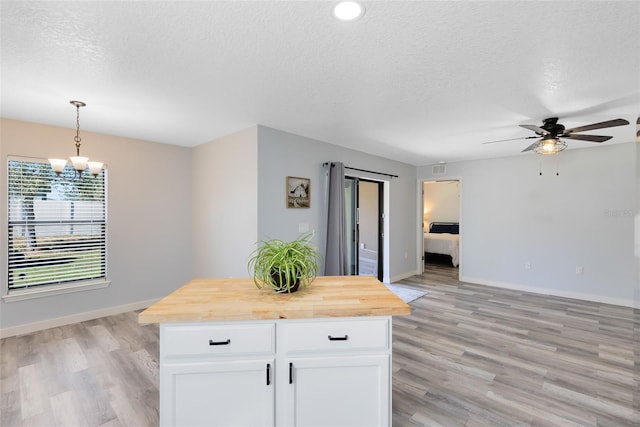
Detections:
[0, 298, 161, 339]
[389, 270, 420, 284]
[460, 276, 638, 309]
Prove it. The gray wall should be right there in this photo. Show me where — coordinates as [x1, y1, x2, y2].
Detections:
[0, 118, 193, 330]
[417, 142, 637, 306]
[257, 126, 418, 281]
[5, 117, 633, 333]
[0, 120, 418, 333]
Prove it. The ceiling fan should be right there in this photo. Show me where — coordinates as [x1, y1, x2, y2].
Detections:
[484, 117, 630, 154]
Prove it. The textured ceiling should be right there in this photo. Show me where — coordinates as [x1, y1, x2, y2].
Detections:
[1, 1, 639, 166]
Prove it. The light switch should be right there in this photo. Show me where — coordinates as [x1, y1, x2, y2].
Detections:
[299, 223, 309, 233]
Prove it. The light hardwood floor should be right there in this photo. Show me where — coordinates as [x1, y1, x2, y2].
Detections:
[1, 266, 638, 426]
[0, 311, 160, 427]
[393, 264, 639, 426]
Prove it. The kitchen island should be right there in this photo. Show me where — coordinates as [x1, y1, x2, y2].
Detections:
[139, 275, 411, 427]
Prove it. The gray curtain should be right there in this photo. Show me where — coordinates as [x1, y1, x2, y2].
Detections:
[324, 162, 347, 275]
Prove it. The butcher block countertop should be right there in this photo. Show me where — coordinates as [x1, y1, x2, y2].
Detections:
[138, 276, 411, 324]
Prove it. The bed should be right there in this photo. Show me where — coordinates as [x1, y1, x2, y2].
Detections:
[424, 222, 459, 267]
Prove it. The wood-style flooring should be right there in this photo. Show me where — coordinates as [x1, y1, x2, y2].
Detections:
[1, 265, 638, 426]
[0, 312, 160, 427]
[393, 263, 639, 426]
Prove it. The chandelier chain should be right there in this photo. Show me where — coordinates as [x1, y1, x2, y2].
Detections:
[74, 104, 82, 147]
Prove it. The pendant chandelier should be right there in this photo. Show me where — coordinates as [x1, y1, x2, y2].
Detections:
[49, 100, 103, 177]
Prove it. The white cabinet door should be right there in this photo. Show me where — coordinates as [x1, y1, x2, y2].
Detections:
[161, 359, 275, 427]
[282, 355, 389, 427]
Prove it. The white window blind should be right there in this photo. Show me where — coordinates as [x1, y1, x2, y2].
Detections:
[7, 158, 107, 290]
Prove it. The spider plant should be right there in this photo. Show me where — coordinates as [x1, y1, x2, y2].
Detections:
[248, 232, 321, 293]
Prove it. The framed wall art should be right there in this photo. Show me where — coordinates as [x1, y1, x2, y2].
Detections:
[287, 176, 310, 208]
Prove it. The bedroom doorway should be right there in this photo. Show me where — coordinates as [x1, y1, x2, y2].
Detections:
[422, 180, 461, 274]
[345, 177, 384, 281]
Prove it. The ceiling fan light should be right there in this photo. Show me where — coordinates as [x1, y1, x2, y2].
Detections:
[534, 137, 566, 155]
[542, 139, 557, 152]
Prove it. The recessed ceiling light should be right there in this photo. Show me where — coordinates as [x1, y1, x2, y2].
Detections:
[333, 1, 364, 21]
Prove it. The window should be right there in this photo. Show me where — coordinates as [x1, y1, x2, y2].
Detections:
[7, 158, 107, 293]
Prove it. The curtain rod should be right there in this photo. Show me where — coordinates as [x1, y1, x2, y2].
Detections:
[323, 162, 399, 179]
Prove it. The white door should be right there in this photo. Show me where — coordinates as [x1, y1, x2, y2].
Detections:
[282, 355, 389, 427]
[161, 359, 275, 427]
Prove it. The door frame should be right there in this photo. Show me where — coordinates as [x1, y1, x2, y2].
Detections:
[358, 178, 384, 281]
[419, 177, 463, 278]
[346, 175, 390, 283]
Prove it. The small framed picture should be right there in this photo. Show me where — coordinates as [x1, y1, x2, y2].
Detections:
[287, 176, 310, 208]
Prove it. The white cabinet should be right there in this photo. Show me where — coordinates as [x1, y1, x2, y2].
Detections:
[162, 359, 275, 427]
[283, 355, 389, 427]
[159, 317, 392, 427]
[160, 321, 276, 427]
[277, 318, 391, 427]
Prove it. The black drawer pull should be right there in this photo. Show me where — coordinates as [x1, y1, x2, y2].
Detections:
[289, 362, 293, 384]
[209, 339, 231, 346]
[328, 335, 349, 341]
[266, 363, 271, 386]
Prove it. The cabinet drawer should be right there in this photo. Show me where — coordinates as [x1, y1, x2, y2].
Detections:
[282, 318, 389, 354]
[162, 322, 275, 358]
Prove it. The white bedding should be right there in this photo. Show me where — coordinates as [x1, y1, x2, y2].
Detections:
[424, 232, 459, 267]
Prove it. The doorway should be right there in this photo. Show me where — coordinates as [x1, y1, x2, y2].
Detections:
[422, 180, 461, 275]
[345, 177, 384, 281]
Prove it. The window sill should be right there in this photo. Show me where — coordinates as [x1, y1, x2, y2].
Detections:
[2, 279, 111, 303]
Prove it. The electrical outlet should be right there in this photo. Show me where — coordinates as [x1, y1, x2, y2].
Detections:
[576, 266, 583, 275]
[525, 262, 531, 270]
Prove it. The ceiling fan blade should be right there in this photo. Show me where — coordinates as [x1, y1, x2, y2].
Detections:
[482, 136, 538, 145]
[564, 118, 629, 134]
[521, 141, 541, 152]
[520, 124, 549, 134]
[562, 134, 612, 143]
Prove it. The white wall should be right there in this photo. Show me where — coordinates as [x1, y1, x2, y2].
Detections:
[0, 118, 193, 331]
[423, 181, 460, 225]
[257, 126, 417, 281]
[417, 142, 637, 307]
[191, 126, 258, 278]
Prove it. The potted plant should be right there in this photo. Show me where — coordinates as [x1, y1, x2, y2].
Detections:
[248, 232, 321, 293]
